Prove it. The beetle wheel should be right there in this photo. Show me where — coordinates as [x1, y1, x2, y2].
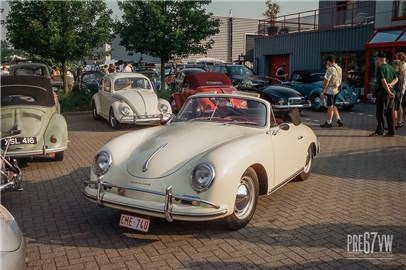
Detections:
[109, 109, 121, 130]
[54, 151, 64, 161]
[311, 95, 323, 111]
[92, 103, 101, 120]
[225, 167, 259, 230]
[297, 145, 314, 180]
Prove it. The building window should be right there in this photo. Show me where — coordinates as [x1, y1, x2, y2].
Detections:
[394, 0, 406, 20]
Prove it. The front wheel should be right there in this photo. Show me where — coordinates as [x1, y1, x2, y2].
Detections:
[297, 145, 314, 180]
[311, 95, 324, 111]
[109, 108, 121, 130]
[225, 167, 259, 230]
[92, 103, 101, 120]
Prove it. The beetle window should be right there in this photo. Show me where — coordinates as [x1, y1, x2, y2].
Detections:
[2, 94, 36, 104]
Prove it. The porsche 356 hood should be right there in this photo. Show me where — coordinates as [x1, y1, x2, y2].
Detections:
[126, 123, 251, 178]
[113, 90, 158, 115]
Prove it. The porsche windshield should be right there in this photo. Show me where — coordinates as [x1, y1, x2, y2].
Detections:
[176, 96, 267, 127]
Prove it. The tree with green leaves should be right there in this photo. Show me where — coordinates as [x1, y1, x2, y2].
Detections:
[263, 0, 280, 34]
[116, 0, 221, 92]
[5, 0, 113, 93]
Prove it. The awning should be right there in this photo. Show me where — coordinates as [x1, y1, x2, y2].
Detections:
[364, 26, 406, 49]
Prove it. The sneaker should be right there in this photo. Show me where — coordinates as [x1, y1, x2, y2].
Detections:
[397, 122, 403, 128]
[369, 132, 383, 137]
[320, 122, 332, 128]
[337, 120, 343, 127]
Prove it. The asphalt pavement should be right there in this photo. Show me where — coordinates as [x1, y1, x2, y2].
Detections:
[1, 103, 405, 270]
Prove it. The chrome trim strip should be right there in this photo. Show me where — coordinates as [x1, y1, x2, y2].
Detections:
[268, 168, 302, 195]
[142, 143, 167, 172]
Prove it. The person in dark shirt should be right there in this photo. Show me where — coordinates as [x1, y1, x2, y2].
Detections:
[275, 63, 288, 82]
[369, 51, 396, 137]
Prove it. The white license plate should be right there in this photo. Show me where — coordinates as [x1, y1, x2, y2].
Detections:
[119, 213, 150, 232]
[2, 137, 37, 146]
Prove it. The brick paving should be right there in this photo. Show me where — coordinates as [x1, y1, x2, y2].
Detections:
[1, 104, 405, 270]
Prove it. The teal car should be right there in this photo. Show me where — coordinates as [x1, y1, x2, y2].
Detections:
[284, 69, 359, 111]
[1, 75, 68, 161]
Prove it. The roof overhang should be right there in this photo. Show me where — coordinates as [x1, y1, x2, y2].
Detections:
[364, 26, 406, 49]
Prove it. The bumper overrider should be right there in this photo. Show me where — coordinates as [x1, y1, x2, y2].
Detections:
[119, 113, 172, 124]
[83, 177, 228, 222]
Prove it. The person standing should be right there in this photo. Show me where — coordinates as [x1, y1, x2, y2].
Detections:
[320, 55, 343, 128]
[369, 51, 396, 137]
[121, 62, 132, 72]
[392, 52, 406, 128]
[275, 63, 288, 82]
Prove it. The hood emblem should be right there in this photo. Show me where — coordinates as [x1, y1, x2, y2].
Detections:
[142, 143, 168, 172]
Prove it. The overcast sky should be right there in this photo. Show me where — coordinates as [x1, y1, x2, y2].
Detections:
[1, 0, 319, 40]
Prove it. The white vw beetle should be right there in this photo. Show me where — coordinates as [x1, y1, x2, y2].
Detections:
[92, 73, 172, 129]
[84, 92, 320, 230]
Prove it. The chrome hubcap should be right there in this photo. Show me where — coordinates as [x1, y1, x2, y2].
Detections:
[234, 177, 254, 219]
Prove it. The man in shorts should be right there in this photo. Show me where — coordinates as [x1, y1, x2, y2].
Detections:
[320, 55, 343, 128]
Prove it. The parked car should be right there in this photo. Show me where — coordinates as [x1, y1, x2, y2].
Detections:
[208, 64, 254, 85]
[237, 75, 311, 110]
[91, 72, 172, 129]
[73, 70, 105, 92]
[1, 75, 68, 161]
[0, 204, 27, 270]
[84, 91, 320, 230]
[139, 69, 162, 91]
[174, 67, 206, 84]
[9, 61, 51, 79]
[170, 72, 236, 112]
[285, 69, 359, 111]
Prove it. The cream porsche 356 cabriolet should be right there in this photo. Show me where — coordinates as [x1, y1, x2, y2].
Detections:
[84, 91, 320, 230]
[91, 73, 172, 129]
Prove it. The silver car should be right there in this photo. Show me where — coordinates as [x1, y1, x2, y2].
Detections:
[0, 204, 27, 270]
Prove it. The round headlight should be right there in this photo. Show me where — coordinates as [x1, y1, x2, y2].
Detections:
[120, 105, 131, 115]
[92, 151, 112, 177]
[160, 104, 168, 113]
[190, 164, 215, 192]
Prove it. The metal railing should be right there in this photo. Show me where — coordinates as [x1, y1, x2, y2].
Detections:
[258, 1, 375, 36]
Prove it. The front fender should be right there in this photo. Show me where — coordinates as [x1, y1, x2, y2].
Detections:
[309, 87, 321, 98]
[195, 133, 274, 215]
[170, 92, 181, 111]
[158, 98, 172, 114]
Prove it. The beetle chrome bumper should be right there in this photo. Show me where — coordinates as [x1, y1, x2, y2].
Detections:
[5, 145, 67, 158]
[83, 177, 228, 222]
[119, 113, 171, 124]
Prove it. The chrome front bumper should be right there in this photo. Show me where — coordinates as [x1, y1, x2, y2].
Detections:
[84, 177, 228, 222]
[119, 113, 171, 125]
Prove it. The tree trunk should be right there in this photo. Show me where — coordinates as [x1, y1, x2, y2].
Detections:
[62, 61, 69, 94]
[160, 58, 166, 93]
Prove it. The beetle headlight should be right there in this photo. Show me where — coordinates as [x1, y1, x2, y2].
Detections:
[120, 105, 131, 115]
[190, 164, 215, 192]
[160, 104, 168, 113]
[92, 151, 112, 177]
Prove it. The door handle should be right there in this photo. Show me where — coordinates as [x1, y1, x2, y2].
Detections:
[298, 136, 303, 140]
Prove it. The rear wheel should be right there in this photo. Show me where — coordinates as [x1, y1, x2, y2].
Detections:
[297, 146, 314, 180]
[225, 167, 259, 230]
[109, 108, 121, 130]
[54, 151, 64, 161]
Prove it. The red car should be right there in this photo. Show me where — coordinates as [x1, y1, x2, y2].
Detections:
[170, 72, 237, 112]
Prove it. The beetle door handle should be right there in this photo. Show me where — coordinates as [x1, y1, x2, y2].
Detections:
[298, 136, 303, 140]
